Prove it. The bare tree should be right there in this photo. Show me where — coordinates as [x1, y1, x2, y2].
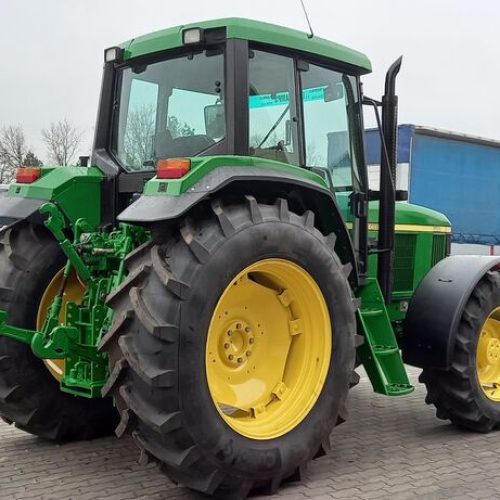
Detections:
[42, 119, 81, 166]
[122, 106, 195, 170]
[23, 151, 43, 167]
[0, 125, 27, 182]
[124, 104, 156, 169]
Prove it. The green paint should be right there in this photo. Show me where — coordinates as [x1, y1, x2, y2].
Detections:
[368, 231, 448, 295]
[0, 18, 452, 402]
[122, 18, 371, 73]
[370, 200, 451, 227]
[143, 155, 328, 196]
[144, 161, 447, 395]
[365, 211, 449, 326]
[0, 203, 149, 398]
[9, 166, 103, 229]
[335, 192, 451, 228]
[331, 191, 449, 376]
[336, 192, 450, 327]
[41, 203, 93, 283]
[2, 161, 448, 400]
[356, 279, 413, 396]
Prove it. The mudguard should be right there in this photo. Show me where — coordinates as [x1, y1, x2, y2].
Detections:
[0, 191, 44, 226]
[403, 255, 500, 369]
[118, 167, 330, 221]
[0, 167, 103, 230]
[118, 166, 359, 286]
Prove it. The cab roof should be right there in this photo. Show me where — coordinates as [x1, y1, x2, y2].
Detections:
[122, 17, 372, 74]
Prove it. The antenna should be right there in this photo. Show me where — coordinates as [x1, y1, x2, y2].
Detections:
[299, 0, 314, 39]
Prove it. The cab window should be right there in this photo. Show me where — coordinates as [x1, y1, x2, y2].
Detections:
[301, 63, 358, 190]
[248, 50, 298, 165]
[114, 50, 225, 171]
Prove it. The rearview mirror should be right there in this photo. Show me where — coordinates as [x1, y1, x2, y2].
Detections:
[204, 104, 225, 140]
[324, 82, 345, 102]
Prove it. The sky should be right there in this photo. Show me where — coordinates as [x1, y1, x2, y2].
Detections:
[1, 0, 499, 163]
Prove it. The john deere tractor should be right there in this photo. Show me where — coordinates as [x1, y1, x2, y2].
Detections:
[1, 18, 500, 498]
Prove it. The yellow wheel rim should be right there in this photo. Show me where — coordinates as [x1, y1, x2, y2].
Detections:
[206, 258, 332, 440]
[477, 306, 500, 401]
[36, 268, 85, 381]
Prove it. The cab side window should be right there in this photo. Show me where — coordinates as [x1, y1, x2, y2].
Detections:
[248, 50, 298, 165]
[119, 79, 159, 170]
[301, 64, 355, 190]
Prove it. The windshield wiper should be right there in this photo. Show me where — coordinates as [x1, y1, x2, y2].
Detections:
[257, 104, 290, 149]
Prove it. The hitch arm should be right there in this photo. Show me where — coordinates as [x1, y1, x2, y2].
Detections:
[0, 310, 36, 345]
[39, 203, 92, 284]
[0, 310, 102, 363]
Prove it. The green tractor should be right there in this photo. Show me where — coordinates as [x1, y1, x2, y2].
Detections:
[1, 17, 499, 498]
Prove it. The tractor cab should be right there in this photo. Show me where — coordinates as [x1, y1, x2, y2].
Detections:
[93, 19, 375, 283]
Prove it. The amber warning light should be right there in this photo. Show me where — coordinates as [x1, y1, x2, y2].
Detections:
[16, 167, 41, 184]
[156, 158, 191, 179]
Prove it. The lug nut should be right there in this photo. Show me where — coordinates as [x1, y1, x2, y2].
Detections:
[228, 354, 234, 361]
[246, 351, 251, 357]
[237, 357, 243, 364]
[249, 338, 255, 344]
[227, 330, 232, 336]
[245, 326, 251, 333]
[236, 323, 242, 330]
[224, 343, 230, 349]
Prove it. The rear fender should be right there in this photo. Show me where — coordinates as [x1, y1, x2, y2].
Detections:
[0, 167, 103, 230]
[403, 255, 500, 369]
[0, 192, 45, 229]
[118, 166, 359, 287]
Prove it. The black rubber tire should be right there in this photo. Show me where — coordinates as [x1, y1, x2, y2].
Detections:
[101, 197, 357, 498]
[420, 270, 500, 432]
[0, 223, 118, 441]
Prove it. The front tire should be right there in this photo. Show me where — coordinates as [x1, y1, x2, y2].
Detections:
[421, 270, 500, 432]
[101, 197, 356, 497]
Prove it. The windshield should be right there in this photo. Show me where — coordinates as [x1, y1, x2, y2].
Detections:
[113, 50, 225, 171]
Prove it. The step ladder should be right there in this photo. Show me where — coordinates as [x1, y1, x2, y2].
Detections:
[356, 278, 414, 396]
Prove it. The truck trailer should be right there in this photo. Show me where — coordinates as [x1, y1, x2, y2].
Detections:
[365, 124, 500, 253]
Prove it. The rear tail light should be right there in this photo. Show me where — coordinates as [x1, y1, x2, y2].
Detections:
[16, 167, 41, 183]
[157, 158, 191, 179]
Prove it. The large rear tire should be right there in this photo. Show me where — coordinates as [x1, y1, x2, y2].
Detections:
[101, 197, 356, 498]
[0, 223, 117, 441]
[421, 270, 500, 432]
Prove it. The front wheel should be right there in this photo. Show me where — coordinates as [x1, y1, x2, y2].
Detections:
[421, 270, 500, 432]
[101, 197, 357, 497]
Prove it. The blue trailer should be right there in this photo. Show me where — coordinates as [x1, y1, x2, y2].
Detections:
[365, 125, 500, 251]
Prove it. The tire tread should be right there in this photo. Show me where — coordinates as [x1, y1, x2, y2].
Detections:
[421, 271, 500, 432]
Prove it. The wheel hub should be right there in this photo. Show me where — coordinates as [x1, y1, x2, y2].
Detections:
[220, 320, 255, 366]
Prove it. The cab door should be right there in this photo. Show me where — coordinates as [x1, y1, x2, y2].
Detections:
[299, 62, 369, 276]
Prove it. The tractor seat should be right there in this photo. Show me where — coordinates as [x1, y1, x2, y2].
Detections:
[169, 135, 215, 156]
[155, 129, 215, 158]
